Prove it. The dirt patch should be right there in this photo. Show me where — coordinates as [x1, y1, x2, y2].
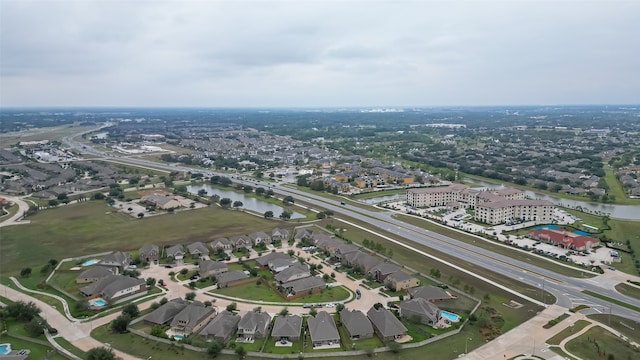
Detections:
[503, 300, 523, 309]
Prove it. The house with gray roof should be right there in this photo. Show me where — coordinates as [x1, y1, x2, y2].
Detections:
[198, 311, 241, 343]
[399, 298, 441, 327]
[143, 298, 187, 325]
[210, 238, 232, 251]
[408, 286, 454, 302]
[165, 244, 185, 260]
[80, 274, 146, 303]
[230, 235, 251, 249]
[314, 236, 342, 253]
[342, 251, 382, 273]
[199, 260, 228, 278]
[368, 262, 402, 282]
[271, 315, 302, 341]
[308, 311, 340, 348]
[187, 241, 210, 258]
[274, 264, 310, 284]
[367, 307, 407, 342]
[271, 228, 290, 242]
[100, 251, 132, 268]
[138, 244, 159, 263]
[170, 302, 217, 335]
[249, 231, 271, 245]
[280, 276, 325, 296]
[333, 244, 360, 259]
[256, 252, 291, 267]
[140, 193, 181, 210]
[384, 271, 419, 291]
[76, 266, 114, 284]
[340, 309, 374, 340]
[237, 311, 271, 341]
[216, 270, 250, 288]
[294, 228, 314, 241]
[268, 257, 298, 273]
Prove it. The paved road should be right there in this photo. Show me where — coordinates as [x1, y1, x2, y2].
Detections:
[62, 133, 640, 324]
[0, 195, 31, 227]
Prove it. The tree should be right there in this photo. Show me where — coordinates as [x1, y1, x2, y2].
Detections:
[185, 292, 196, 301]
[198, 189, 208, 197]
[279, 307, 289, 316]
[111, 314, 131, 333]
[93, 192, 106, 200]
[5, 301, 41, 322]
[226, 302, 237, 312]
[264, 210, 274, 219]
[146, 277, 156, 286]
[235, 345, 247, 359]
[208, 340, 224, 358]
[220, 198, 232, 208]
[122, 303, 139, 318]
[336, 303, 345, 312]
[180, 268, 189, 275]
[233, 200, 243, 209]
[48, 199, 59, 207]
[387, 341, 402, 354]
[255, 187, 266, 196]
[86, 347, 117, 360]
[282, 196, 294, 205]
[20, 267, 32, 277]
[279, 210, 292, 220]
[137, 212, 144, 219]
[25, 317, 46, 336]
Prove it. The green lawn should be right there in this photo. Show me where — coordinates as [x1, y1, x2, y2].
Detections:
[615, 283, 640, 300]
[546, 319, 591, 345]
[337, 325, 384, 351]
[587, 314, 640, 345]
[262, 337, 303, 354]
[210, 281, 351, 304]
[1, 200, 277, 274]
[565, 326, 640, 360]
[0, 334, 67, 360]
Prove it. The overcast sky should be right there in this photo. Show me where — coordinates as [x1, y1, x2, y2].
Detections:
[1, 0, 639, 107]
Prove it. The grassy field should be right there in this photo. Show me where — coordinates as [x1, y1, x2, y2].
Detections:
[0, 199, 279, 274]
[546, 319, 591, 345]
[393, 214, 592, 278]
[211, 281, 351, 304]
[587, 314, 640, 344]
[0, 123, 98, 144]
[565, 326, 640, 359]
[351, 188, 406, 200]
[615, 283, 640, 300]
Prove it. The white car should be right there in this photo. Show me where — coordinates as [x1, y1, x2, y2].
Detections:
[325, 303, 335, 308]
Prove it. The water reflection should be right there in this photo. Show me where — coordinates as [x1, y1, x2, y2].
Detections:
[187, 184, 305, 219]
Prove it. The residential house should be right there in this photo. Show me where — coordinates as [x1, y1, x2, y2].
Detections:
[256, 252, 291, 268]
[210, 238, 233, 251]
[138, 244, 159, 263]
[237, 311, 271, 341]
[342, 251, 382, 273]
[216, 270, 250, 288]
[198, 311, 241, 343]
[75, 266, 114, 284]
[340, 309, 374, 340]
[199, 260, 228, 278]
[399, 298, 441, 327]
[100, 251, 132, 269]
[249, 231, 271, 245]
[170, 302, 217, 335]
[274, 264, 310, 284]
[268, 257, 298, 273]
[79, 274, 146, 303]
[143, 298, 187, 325]
[187, 242, 210, 258]
[294, 228, 314, 241]
[280, 276, 325, 296]
[384, 271, 419, 291]
[314, 235, 342, 253]
[271, 315, 302, 342]
[230, 235, 251, 249]
[165, 245, 185, 261]
[271, 228, 290, 242]
[367, 307, 407, 342]
[140, 193, 182, 210]
[308, 311, 340, 348]
[333, 244, 360, 260]
[368, 263, 402, 282]
[408, 286, 455, 302]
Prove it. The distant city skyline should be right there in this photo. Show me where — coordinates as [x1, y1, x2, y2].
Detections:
[1, 1, 639, 108]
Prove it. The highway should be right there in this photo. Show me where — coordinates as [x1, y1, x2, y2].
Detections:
[62, 130, 640, 323]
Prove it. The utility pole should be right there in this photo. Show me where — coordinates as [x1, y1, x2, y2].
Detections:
[541, 277, 545, 305]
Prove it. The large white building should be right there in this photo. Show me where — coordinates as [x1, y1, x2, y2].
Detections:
[406, 184, 553, 225]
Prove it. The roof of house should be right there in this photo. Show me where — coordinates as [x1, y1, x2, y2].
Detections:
[198, 311, 241, 338]
[166, 244, 184, 257]
[170, 302, 216, 329]
[294, 228, 314, 239]
[308, 311, 340, 342]
[408, 286, 452, 301]
[200, 260, 228, 273]
[187, 241, 209, 255]
[101, 251, 132, 267]
[76, 266, 114, 280]
[274, 264, 310, 283]
[80, 274, 145, 300]
[343, 251, 382, 272]
[399, 298, 440, 319]
[268, 258, 297, 271]
[281, 276, 325, 293]
[238, 311, 271, 333]
[271, 315, 302, 338]
[334, 244, 359, 255]
[340, 309, 373, 337]
[386, 271, 415, 283]
[217, 270, 249, 284]
[271, 228, 289, 237]
[369, 262, 402, 276]
[249, 231, 270, 240]
[139, 244, 159, 254]
[143, 299, 187, 324]
[211, 238, 231, 247]
[142, 193, 179, 207]
[256, 252, 291, 267]
[366, 307, 407, 338]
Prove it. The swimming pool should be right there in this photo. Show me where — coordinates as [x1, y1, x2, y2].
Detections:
[0, 343, 11, 355]
[534, 224, 559, 230]
[173, 335, 184, 341]
[441, 311, 460, 322]
[574, 230, 589, 236]
[89, 298, 107, 307]
[82, 259, 100, 266]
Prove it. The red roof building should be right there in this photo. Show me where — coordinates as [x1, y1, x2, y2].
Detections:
[529, 229, 600, 251]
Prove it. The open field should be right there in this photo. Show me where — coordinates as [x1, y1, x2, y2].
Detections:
[392, 214, 591, 278]
[565, 326, 640, 359]
[587, 314, 640, 344]
[546, 319, 590, 345]
[615, 283, 640, 300]
[0, 124, 98, 144]
[351, 188, 407, 200]
[211, 281, 351, 304]
[0, 199, 283, 274]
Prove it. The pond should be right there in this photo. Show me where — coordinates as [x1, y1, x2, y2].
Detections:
[187, 184, 305, 219]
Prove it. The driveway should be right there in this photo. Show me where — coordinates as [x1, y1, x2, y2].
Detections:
[0, 195, 31, 227]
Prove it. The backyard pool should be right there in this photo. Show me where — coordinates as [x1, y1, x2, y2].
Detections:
[441, 311, 460, 322]
[0, 343, 11, 355]
[173, 335, 184, 341]
[534, 224, 559, 230]
[82, 259, 100, 266]
[89, 298, 107, 308]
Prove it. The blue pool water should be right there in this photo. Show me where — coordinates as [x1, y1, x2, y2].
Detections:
[574, 230, 589, 236]
[82, 259, 99, 266]
[441, 311, 460, 322]
[534, 224, 559, 230]
[89, 298, 107, 307]
[0, 344, 11, 355]
[173, 335, 184, 340]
